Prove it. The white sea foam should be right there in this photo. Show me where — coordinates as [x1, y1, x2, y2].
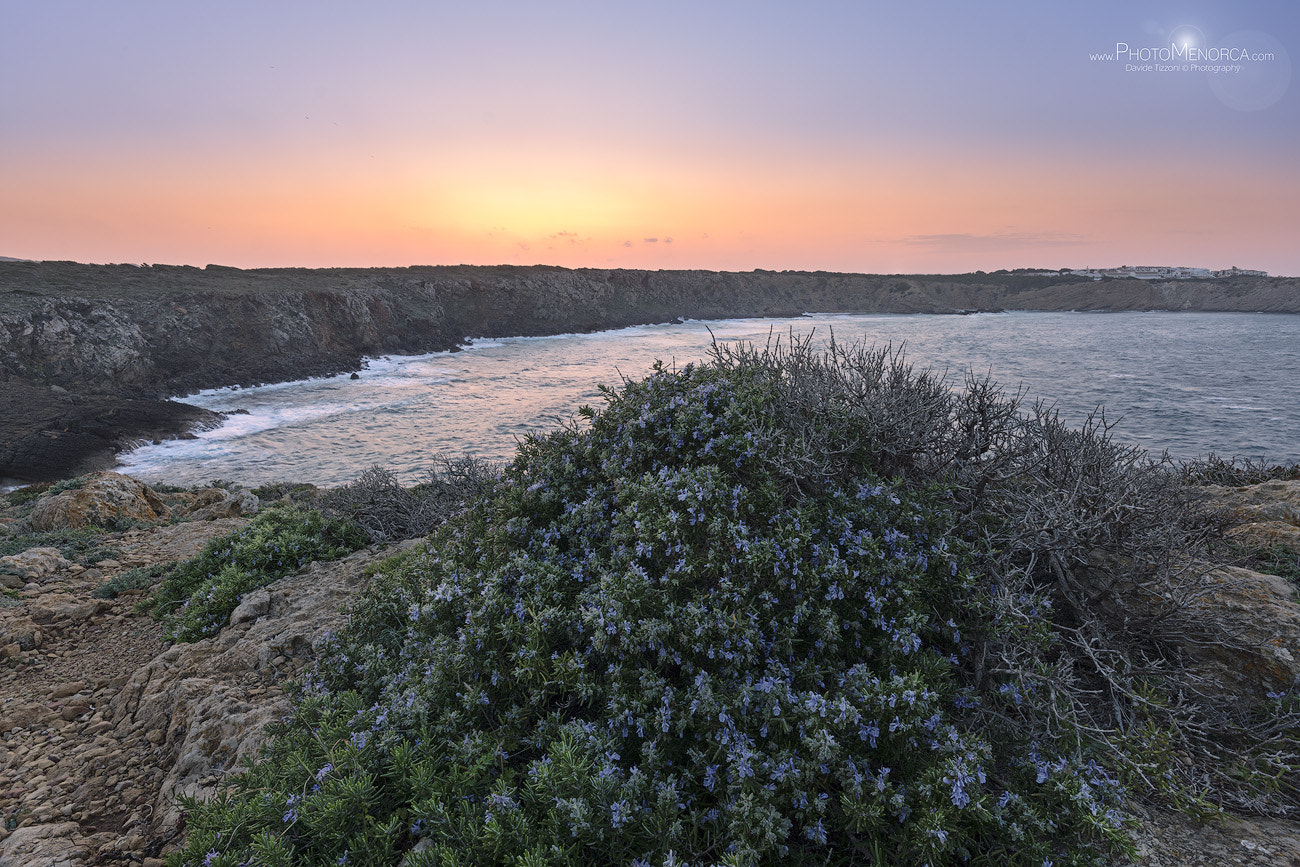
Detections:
[115, 312, 1300, 489]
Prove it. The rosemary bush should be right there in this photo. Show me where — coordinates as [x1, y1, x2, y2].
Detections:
[146, 505, 367, 643]
[174, 353, 1146, 866]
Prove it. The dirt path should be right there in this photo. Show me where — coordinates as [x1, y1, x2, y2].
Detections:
[1, 519, 244, 865]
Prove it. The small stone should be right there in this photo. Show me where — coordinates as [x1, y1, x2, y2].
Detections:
[60, 699, 92, 721]
[49, 680, 86, 700]
[28, 597, 109, 624]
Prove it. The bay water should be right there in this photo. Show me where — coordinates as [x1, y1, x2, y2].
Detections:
[116, 311, 1299, 488]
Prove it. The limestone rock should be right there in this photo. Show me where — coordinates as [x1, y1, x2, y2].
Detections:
[1123, 808, 1300, 866]
[1181, 564, 1300, 693]
[109, 542, 407, 830]
[228, 587, 271, 625]
[0, 614, 42, 652]
[0, 699, 56, 732]
[48, 681, 85, 700]
[0, 547, 71, 579]
[181, 487, 260, 521]
[0, 821, 88, 867]
[1201, 479, 1300, 553]
[26, 596, 109, 626]
[29, 473, 169, 531]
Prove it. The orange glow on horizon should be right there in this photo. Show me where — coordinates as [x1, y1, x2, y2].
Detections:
[3, 138, 1298, 277]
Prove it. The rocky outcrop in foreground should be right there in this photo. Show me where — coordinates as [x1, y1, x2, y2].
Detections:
[3, 261, 1297, 482]
[1, 475, 1299, 865]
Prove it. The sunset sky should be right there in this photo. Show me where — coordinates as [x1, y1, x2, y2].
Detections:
[3, 1, 1297, 275]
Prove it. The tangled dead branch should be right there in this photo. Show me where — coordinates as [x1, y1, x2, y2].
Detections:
[708, 332, 1300, 816]
[323, 457, 495, 543]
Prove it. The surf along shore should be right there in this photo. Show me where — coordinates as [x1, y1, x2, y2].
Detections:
[3, 260, 1298, 485]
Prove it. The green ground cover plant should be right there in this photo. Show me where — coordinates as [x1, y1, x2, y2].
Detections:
[170, 339, 1300, 866]
[4, 483, 50, 507]
[93, 561, 173, 599]
[1224, 542, 1300, 590]
[145, 506, 367, 643]
[0, 527, 121, 566]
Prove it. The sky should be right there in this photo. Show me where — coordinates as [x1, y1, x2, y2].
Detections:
[2, 1, 1297, 275]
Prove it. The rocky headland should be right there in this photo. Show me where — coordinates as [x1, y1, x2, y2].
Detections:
[3, 260, 1298, 483]
[0, 470, 1298, 865]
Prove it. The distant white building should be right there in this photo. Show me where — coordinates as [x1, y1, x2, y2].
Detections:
[1061, 265, 1263, 280]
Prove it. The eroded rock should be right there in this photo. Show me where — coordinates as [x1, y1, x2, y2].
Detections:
[180, 487, 260, 521]
[1201, 479, 1300, 553]
[0, 821, 89, 867]
[109, 542, 408, 830]
[26, 597, 109, 627]
[29, 473, 169, 531]
[1183, 564, 1300, 693]
[0, 548, 71, 580]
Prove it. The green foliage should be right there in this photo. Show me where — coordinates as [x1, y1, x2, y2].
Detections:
[4, 484, 49, 507]
[0, 527, 121, 565]
[174, 361, 1132, 866]
[1226, 541, 1300, 590]
[46, 475, 91, 496]
[146, 506, 367, 643]
[93, 561, 173, 599]
[251, 481, 322, 505]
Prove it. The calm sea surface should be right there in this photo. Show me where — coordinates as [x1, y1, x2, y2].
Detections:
[117, 311, 1300, 488]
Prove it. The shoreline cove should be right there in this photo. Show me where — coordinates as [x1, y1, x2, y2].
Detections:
[105, 311, 1300, 490]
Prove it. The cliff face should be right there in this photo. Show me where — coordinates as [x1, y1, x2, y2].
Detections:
[3, 262, 1297, 397]
[1, 261, 1297, 481]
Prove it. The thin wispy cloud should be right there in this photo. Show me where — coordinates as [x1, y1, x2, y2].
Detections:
[904, 231, 1090, 250]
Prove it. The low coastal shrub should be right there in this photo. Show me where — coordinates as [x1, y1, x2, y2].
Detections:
[170, 339, 1300, 866]
[1225, 542, 1300, 590]
[174, 353, 1132, 867]
[93, 561, 172, 599]
[0, 527, 121, 566]
[145, 506, 367, 643]
[251, 481, 323, 505]
[4, 484, 49, 507]
[45, 474, 91, 496]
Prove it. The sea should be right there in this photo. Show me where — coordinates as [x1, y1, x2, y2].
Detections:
[115, 311, 1300, 489]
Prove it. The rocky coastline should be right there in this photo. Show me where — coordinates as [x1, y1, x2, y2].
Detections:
[3, 261, 1298, 483]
